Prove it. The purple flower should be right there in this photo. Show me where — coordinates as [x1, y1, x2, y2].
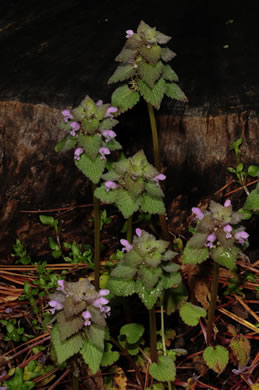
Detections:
[224, 224, 233, 239]
[136, 228, 142, 237]
[146, 44, 152, 49]
[49, 300, 64, 315]
[96, 100, 103, 106]
[62, 109, 73, 122]
[235, 231, 249, 244]
[100, 305, 111, 318]
[224, 199, 231, 207]
[120, 239, 133, 252]
[98, 289, 110, 296]
[105, 106, 118, 119]
[56, 280, 65, 292]
[101, 129, 117, 142]
[4, 307, 13, 314]
[126, 29, 134, 38]
[99, 146, 111, 160]
[74, 147, 84, 160]
[192, 207, 204, 221]
[82, 310, 92, 326]
[152, 173, 166, 186]
[105, 180, 118, 192]
[206, 233, 216, 248]
[93, 297, 109, 307]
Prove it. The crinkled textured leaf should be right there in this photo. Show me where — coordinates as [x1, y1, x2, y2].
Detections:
[125, 176, 144, 198]
[82, 118, 99, 134]
[111, 85, 140, 113]
[144, 252, 162, 268]
[102, 169, 121, 181]
[125, 34, 142, 49]
[75, 154, 105, 184]
[138, 78, 166, 109]
[111, 262, 137, 279]
[182, 244, 209, 264]
[78, 134, 102, 160]
[81, 338, 103, 374]
[156, 31, 171, 44]
[179, 302, 206, 326]
[187, 232, 208, 248]
[144, 181, 164, 198]
[101, 343, 120, 367]
[140, 266, 162, 290]
[120, 323, 144, 344]
[162, 263, 180, 272]
[56, 311, 84, 341]
[164, 283, 188, 315]
[51, 325, 83, 365]
[216, 229, 235, 248]
[139, 44, 161, 64]
[162, 249, 178, 261]
[84, 323, 105, 351]
[161, 47, 176, 62]
[88, 306, 106, 327]
[230, 335, 250, 368]
[124, 249, 143, 266]
[243, 183, 259, 211]
[138, 61, 163, 88]
[113, 157, 130, 174]
[149, 356, 176, 381]
[162, 64, 179, 81]
[135, 279, 163, 309]
[106, 138, 122, 151]
[94, 185, 118, 204]
[165, 82, 188, 102]
[115, 48, 137, 63]
[211, 246, 239, 270]
[107, 278, 136, 297]
[116, 189, 140, 218]
[63, 297, 86, 318]
[55, 135, 77, 152]
[141, 193, 166, 215]
[161, 271, 182, 289]
[203, 345, 229, 374]
[108, 64, 136, 84]
[99, 118, 119, 130]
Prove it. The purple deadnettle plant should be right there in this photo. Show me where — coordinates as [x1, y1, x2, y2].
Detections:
[49, 278, 110, 371]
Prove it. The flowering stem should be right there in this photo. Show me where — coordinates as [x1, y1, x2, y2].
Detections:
[147, 102, 161, 171]
[161, 304, 172, 390]
[207, 262, 219, 345]
[147, 102, 171, 243]
[148, 307, 158, 363]
[92, 184, 100, 290]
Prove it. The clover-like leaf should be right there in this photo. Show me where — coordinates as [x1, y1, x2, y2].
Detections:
[203, 345, 229, 374]
[120, 323, 144, 344]
[149, 355, 176, 381]
[179, 302, 206, 326]
[101, 343, 120, 367]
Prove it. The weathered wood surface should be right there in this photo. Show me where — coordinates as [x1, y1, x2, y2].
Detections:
[0, 0, 259, 256]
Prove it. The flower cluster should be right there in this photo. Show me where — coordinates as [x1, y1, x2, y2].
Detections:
[192, 200, 249, 249]
[57, 96, 121, 167]
[94, 150, 166, 218]
[48, 279, 110, 332]
[108, 228, 181, 309]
